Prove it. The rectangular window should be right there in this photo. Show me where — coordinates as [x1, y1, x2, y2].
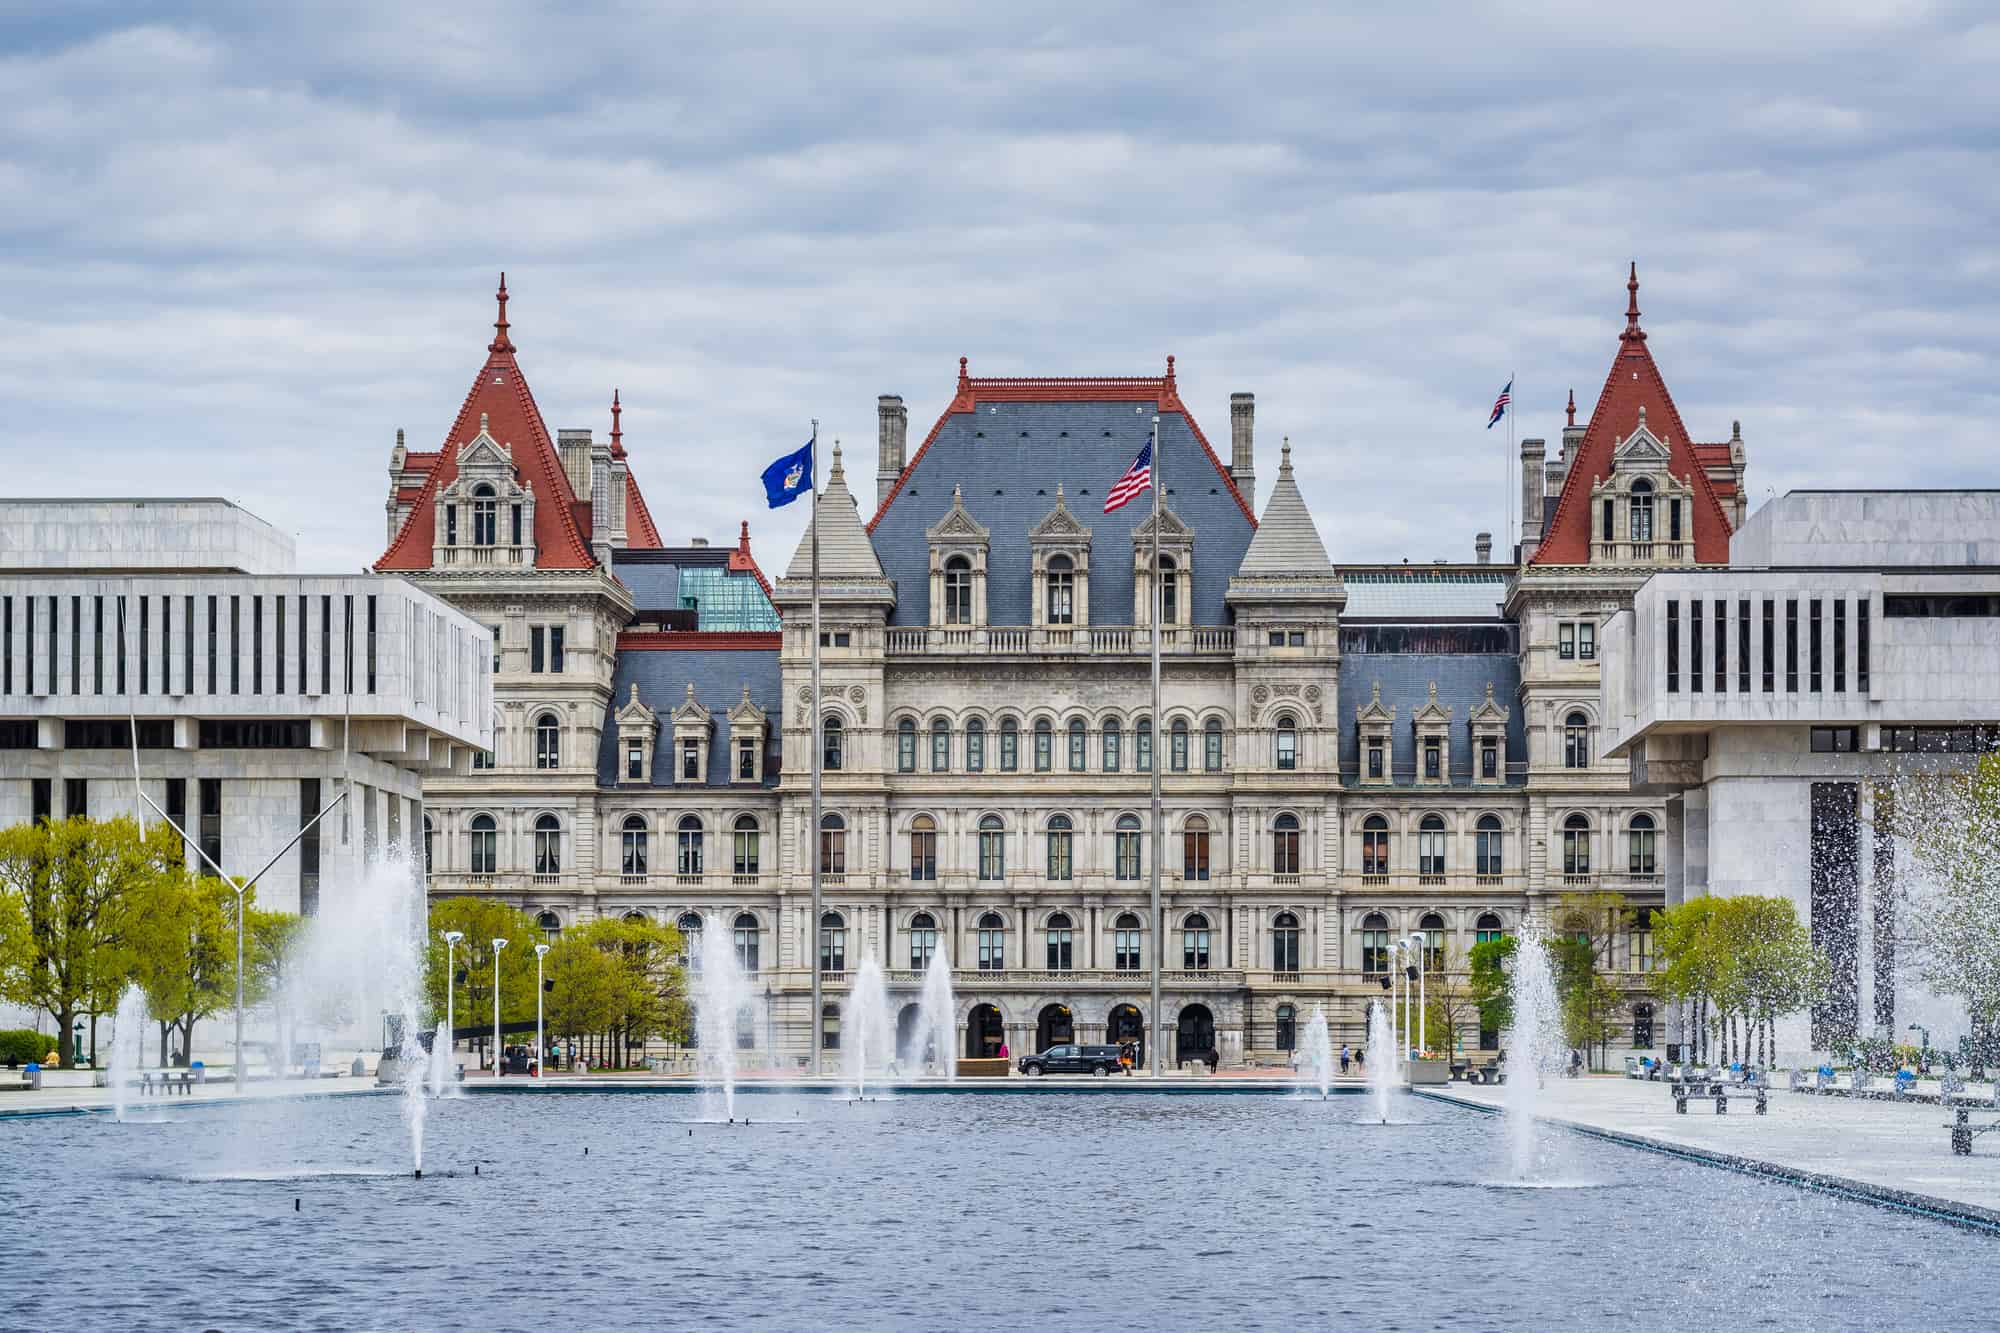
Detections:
[1136, 726, 1151, 772]
[251, 596, 263, 694]
[164, 778, 185, 861]
[627, 741, 644, 779]
[179, 596, 193, 694]
[159, 596, 169, 694]
[20, 597, 29, 694]
[343, 596, 354, 693]
[31, 778, 51, 825]
[1558, 622, 1575, 659]
[1268, 630, 1285, 647]
[1366, 742, 1383, 779]
[549, 626, 565, 673]
[229, 596, 241, 694]
[1713, 600, 1726, 693]
[1858, 601, 1870, 692]
[48, 597, 58, 694]
[197, 720, 311, 748]
[272, 597, 283, 694]
[1000, 727, 1017, 771]
[138, 597, 148, 694]
[1422, 738, 1440, 779]
[1665, 599, 1679, 694]
[64, 777, 88, 819]
[199, 778, 222, 872]
[113, 596, 127, 694]
[299, 779, 320, 917]
[365, 595, 377, 693]
[1833, 599, 1846, 692]
[1809, 598, 1823, 691]
[1669, 498, 1682, 543]
[298, 594, 308, 694]
[1067, 726, 1085, 772]
[71, 595, 81, 695]
[1762, 599, 1775, 693]
[737, 740, 755, 780]
[1289, 631, 1305, 647]
[93, 596, 104, 694]
[1738, 599, 1751, 693]
[1, 596, 10, 694]
[1579, 622, 1595, 661]
[681, 741, 700, 780]
[1601, 498, 1615, 546]
[1690, 599, 1702, 693]
[1480, 739, 1497, 779]
[1785, 599, 1799, 692]
[530, 626, 545, 674]
[1034, 728, 1052, 772]
[935, 726, 952, 773]
[64, 720, 173, 749]
[1810, 727, 1859, 754]
[320, 596, 332, 694]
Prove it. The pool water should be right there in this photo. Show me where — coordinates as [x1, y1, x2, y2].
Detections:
[2, 1090, 1994, 1330]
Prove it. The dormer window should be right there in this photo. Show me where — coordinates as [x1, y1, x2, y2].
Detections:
[927, 485, 991, 628]
[944, 557, 973, 625]
[1630, 479, 1654, 542]
[472, 485, 497, 546]
[1047, 555, 1075, 625]
[671, 683, 713, 785]
[1159, 555, 1180, 625]
[1029, 486, 1091, 633]
[613, 683, 658, 785]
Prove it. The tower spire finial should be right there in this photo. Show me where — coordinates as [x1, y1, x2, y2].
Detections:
[610, 388, 623, 454]
[1566, 388, 1576, 427]
[489, 271, 515, 353]
[958, 356, 970, 391]
[1622, 261, 1644, 341]
[738, 519, 750, 554]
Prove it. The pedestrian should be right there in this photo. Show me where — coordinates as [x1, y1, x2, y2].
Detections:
[1339, 1045, 1351, 1076]
[998, 1040, 1009, 1060]
[1354, 1048, 1365, 1073]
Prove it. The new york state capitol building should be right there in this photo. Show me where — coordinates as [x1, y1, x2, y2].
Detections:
[398, 270, 1753, 1068]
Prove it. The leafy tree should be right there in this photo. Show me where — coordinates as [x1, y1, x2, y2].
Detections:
[422, 898, 541, 1054]
[0, 818, 180, 1066]
[125, 872, 239, 1066]
[246, 908, 310, 1064]
[559, 918, 688, 1068]
[1654, 897, 1725, 1062]
[1655, 894, 1828, 1065]
[1421, 947, 1478, 1056]
[542, 934, 620, 1054]
[1468, 935, 1518, 1038]
[1551, 890, 1634, 1070]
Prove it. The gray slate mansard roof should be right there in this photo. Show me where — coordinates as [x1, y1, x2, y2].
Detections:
[1336, 650, 1526, 787]
[867, 400, 1255, 627]
[597, 645, 783, 789]
[1339, 571, 1510, 619]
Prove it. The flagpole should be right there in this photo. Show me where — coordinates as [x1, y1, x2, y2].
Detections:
[1507, 370, 1515, 564]
[807, 420, 823, 1078]
[1148, 413, 1163, 1077]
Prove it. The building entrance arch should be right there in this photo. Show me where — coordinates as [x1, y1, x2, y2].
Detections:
[966, 1003, 1005, 1058]
[1036, 1003, 1075, 1052]
[1176, 1004, 1216, 1065]
[1108, 1003, 1145, 1067]
[896, 1003, 925, 1067]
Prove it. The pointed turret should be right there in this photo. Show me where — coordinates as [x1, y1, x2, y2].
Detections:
[782, 442, 889, 581]
[1237, 438, 1334, 576]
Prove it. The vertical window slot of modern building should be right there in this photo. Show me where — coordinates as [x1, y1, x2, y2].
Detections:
[299, 779, 320, 917]
[158, 596, 170, 694]
[251, 596, 263, 694]
[93, 595, 104, 693]
[70, 596, 81, 694]
[1737, 598, 1751, 693]
[1712, 600, 1726, 692]
[274, 597, 285, 695]
[343, 596, 354, 693]
[164, 778, 186, 861]
[1690, 600, 1703, 693]
[296, 595, 308, 694]
[1665, 599, 1679, 693]
[20, 596, 31, 694]
[1762, 600, 1775, 692]
[229, 596, 241, 694]
[204, 596, 216, 692]
[66, 777, 88, 818]
[1858, 601, 1870, 691]
[2, 596, 11, 694]
[48, 597, 59, 694]
[1832, 599, 1846, 691]
[366, 595, 377, 693]
[179, 596, 192, 694]
[198, 778, 223, 869]
[139, 596, 150, 694]
[31, 779, 51, 824]
[1785, 599, 1799, 692]
[1808, 598, 1823, 692]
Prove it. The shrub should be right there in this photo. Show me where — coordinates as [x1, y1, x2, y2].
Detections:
[0, 1029, 57, 1065]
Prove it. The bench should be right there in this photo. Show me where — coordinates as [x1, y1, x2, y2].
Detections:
[1673, 1077, 1767, 1115]
[1947, 1106, 2000, 1156]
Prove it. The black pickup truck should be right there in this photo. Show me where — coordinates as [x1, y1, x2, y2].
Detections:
[1019, 1043, 1125, 1076]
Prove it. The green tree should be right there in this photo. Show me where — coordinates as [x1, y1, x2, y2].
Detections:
[422, 898, 541, 1057]
[542, 934, 619, 1056]
[125, 871, 239, 1066]
[0, 817, 180, 1066]
[1551, 890, 1634, 1070]
[1468, 935, 1519, 1038]
[1654, 897, 1725, 1062]
[1422, 947, 1478, 1057]
[246, 908, 309, 1065]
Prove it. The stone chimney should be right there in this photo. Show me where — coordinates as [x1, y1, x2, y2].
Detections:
[689, 537, 709, 548]
[1519, 438, 1547, 563]
[557, 429, 593, 504]
[877, 394, 908, 508]
[1229, 392, 1256, 500]
[589, 431, 615, 564]
[1475, 531, 1492, 564]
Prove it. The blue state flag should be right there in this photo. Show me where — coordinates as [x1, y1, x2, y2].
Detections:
[761, 440, 814, 509]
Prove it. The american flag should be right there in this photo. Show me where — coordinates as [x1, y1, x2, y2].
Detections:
[1486, 378, 1512, 429]
[1103, 440, 1154, 513]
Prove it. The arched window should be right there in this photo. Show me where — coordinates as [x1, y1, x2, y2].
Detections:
[732, 815, 760, 877]
[1475, 912, 1505, 945]
[1629, 813, 1658, 876]
[1033, 718, 1054, 772]
[1046, 911, 1074, 970]
[1272, 911, 1300, 972]
[1046, 554, 1075, 625]
[820, 1001, 840, 1051]
[736, 1004, 755, 1051]
[1114, 912, 1142, 971]
[819, 812, 846, 875]
[1203, 718, 1223, 772]
[909, 912, 938, 970]
[976, 911, 1005, 971]
[1361, 912, 1390, 974]
[622, 910, 648, 925]
[734, 912, 759, 973]
[1272, 813, 1301, 875]
[966, 717, 985, 772]
[1632, 906, 1657, 973]
[1067, 717, 1087, 772]
[999, 717, 1020, 772]
[821, 715, 843, 772]
[1114, 813, 1143, 880]
[1182, 814, 1210, 881]
[1275, 1003, 1297, 1052]
[533, 814, 562, 876]
[897, 718, 917, 773]
[1564, 712, 1590, 769]
[819, 910, 846, 974]
[1562, 813, 1592, 876]
[1475, 814, 1504, 878]
[468, 808, 496, 872]
[929, 717, 950, 772]
[677, 911, 703, 966]
[1170, 718, 1190, 772]
[1418, 814, 1446, 878]
[536, 910, 561, 938]
[534, 712, 561, 769]
[422, 815, 434, 875]
[1630, 478, 1654, 543]
[1102, 716, 1122, 772]
[978, 814, 1006, 881]
[1361, 815, 1390, 877]
[621, 814, 648, 876]
[1181, 912, 1211, 971]
[1046, 814, 1073, 881]
[1632, 1002, 1655, 1049]
[676, 815, 704, 876]
[1419, 912, 1445, 971]
[943, 556, 973, 626]
[1158, 554, 1179, 625]
[1136, 717, 1153, 772]
[471, 484, 497, 546]
[1275, 714, 1297, 770]
[909, 815, 937, 881]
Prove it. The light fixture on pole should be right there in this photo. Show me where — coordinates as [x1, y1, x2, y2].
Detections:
[232, 880, 250, 1091]
[1404, 933, 1428, 1055]
[1387, 941, 1405, 1065]
[534, 943, 550, 1078]
[440, 930, 464, 1093]
[490, 938, 509, 1077]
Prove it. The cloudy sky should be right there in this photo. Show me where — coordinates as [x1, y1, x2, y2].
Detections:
[3, 2, 1995, 574]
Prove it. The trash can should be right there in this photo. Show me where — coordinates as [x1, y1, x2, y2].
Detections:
[24, 1063, 40, 1091]
[191, 1060, 206, 1085]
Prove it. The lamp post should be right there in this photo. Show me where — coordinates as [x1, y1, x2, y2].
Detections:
[490, 938, 509, 1077]
[440, 930, 463, 1091]
[232, 880, 249, 1090]
[1405, 933, 1428, 1055]
[534, 943, 549, 1077]
[1387, 941, 1406, 1065]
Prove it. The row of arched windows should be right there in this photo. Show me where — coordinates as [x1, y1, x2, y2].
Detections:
[1359, 911, 1507, 973]
[460, 813, 767, 878]
[1357, 812, 1656, 877]
[940, 554, 1181, 626]
[881, 715, 1239, 775]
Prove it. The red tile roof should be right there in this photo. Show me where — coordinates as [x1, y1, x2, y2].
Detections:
[728, 520, 772, 597]
[625, 471, 664, 547]
[1530, 266, 1736, 567]
[867, 356, 1257, 530]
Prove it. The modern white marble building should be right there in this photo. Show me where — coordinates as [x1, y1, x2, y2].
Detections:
[1600, 490, 2000, 1061]
[0, 498, 492, 914]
